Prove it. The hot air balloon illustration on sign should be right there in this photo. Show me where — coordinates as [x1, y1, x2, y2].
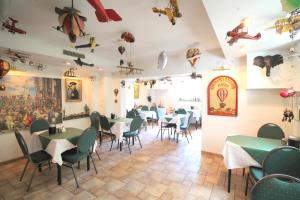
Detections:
[186, 48, 201, 68]
[208, 76, 238, 116]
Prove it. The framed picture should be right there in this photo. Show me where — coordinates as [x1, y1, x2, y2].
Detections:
[65, 78, 82, 102]
[207, 76, 238, 116]
[134, 84, 139, 99]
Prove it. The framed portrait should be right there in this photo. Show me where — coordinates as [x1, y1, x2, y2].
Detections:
[134, 84, 139, 99]
[207, 76, 238, 117]
[65, 78, 82, 102]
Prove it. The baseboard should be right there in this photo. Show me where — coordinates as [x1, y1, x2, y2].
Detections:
[0, 157, 23, 166]
[201, 150, 222, 157]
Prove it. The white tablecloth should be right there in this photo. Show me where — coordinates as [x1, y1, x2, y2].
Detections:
[186, 109, 201, 121]
[222, 141, 261, 169]
[110, 119, 132, 140]
[159, 114, 188, 132]
[138, 110, 157, 120]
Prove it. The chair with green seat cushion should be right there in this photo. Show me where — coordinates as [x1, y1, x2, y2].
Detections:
[132, 109, 139, 116]
[245, 146, 300, 195]
[257, 123, 285, 140]
[126, 110, 136, 118]
[61, 127, 98, 188]
[99, 115, 116, 151]
[122, 117, 144, 154]
[89, 111, 101, 160]
[177, 108, 187, 114]
[177, 112, 193, 143]
[30, 118, 49, 134]
[141, 105, 149, 111]
[251, 174, 300, 200]
[149, 106, 159, 127]
[14, 130, 52, 191]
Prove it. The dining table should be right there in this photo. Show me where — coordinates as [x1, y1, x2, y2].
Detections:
[223, 135, 282, 192]
[109, 117, 132, 149]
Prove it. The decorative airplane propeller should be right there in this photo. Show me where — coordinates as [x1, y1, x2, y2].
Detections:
[74, 57, 94, 67]
[2, 17, 26, 34]
[54, 0, 87, 43]
[75, 37, 100, 53]
[152, 0, 182, 25]
[87, 0, 122, 22]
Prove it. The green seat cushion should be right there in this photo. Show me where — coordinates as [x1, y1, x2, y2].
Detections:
[180, 125, 188, 130]
[29, 150, 52, 164]
[250, 166, 263, 181]
[62, 148, 89, 164]
[123, 131, 137, 137]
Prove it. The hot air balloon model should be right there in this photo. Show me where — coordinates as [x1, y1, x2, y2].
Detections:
[114, 88, 119, 103]
[118, 46, 125, 55]
[186, 48, 201, 68]
[121, 32, 135, 43]
[280, 87, 296, 123]
[0, 59, 10, 78]
[54, 0, 87, 43]
[217, 88, 228, 108]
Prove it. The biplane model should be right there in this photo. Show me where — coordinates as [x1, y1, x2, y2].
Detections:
[117, 62, 144, 75]
[226, 19, 261, 45]
[267, 8, 300, 39]
[74, 57, 94, 67]
[152, 0, 182, 25]
[2, 17, 26, 34]
[75, 37, 99, 53]
[87, 0, 122, 22]
[5, 49, 30, 63]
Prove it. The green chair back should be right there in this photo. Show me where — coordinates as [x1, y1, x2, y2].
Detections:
[187, 111, 194, 127]
[90, 111, 100, 131]
[132, 109, 139, 116]
[177, 108, 187, 114]
[30, 118, 49, 134]
[251, 174, 300, 200]
[262, 146, 300, 177]
[126, 110, 136, 119]
[257, 123, 285, 140]
[150, 106, 159, 119]
[14, 130, 29, 158]
[77, 128, 97, 153]
[141, 105, 149, 111]
[99, 115, 111, 131]
[130, 117, 143, 132]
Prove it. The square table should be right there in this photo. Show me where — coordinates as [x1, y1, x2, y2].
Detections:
[158, 114, 188, 141]
[223, 135, 282, 192]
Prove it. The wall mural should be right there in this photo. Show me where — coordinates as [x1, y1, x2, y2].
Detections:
[0, 75, 62, 133]
[207, 76, 238, 117]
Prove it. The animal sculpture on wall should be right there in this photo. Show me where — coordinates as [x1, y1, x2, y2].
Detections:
[75, 37, 99, 53]
[282, 109, 294, 122]
[54, 0, 87, 43]
[253, 54, 284, 77]
[2, 17, 26, 34]
[226, 19, 261, 45]
[152, 0, 182, 25]
[87, 0, 122, 22]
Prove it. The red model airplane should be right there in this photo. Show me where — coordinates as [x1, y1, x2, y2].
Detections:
[87, 0, 122, 22]
[2, 17, 26, 34]
[226, 21, 261, 45]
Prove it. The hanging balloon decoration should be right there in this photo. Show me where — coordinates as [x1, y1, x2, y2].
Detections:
[121, 32, 135, 43]
[217, 88, 228, 108]
[118, 46, 125, 55]
[0, 59, 10, 78]
[280, 87, 296, 122]
[114, 88, 119, 103]
[186, 48, 201, 68]
[157, 51, 168, 70]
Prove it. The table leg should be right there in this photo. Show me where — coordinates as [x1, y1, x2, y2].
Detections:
[227, 169, 231, 193]
[38, 164, 42, 172]
[57, 164, 61, 185]
[120, 141, 122, 151]
[196, 121, 198, 130]
[132, 136, 135, 145]
[160, 122, 163, 141]
[87, 156, 90, 171]
[99, 131, 102, 146]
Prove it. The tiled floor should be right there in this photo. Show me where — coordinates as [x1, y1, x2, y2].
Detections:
[0, 126, 249, 200]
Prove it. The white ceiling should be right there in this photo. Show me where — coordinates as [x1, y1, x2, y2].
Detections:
[0, 0, 221, 71]
[202, 0, 300, 58]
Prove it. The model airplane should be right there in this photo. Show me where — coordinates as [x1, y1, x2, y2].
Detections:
[2, 17, 26, 34]
[152, 0, 182, 25]
[226, 20, 261, 45]
[190, 72, 202, 79]
[74, 57, 94, 67]
[117, 62, 144, 75]
[5, 49, 30, 63]
[75, 37, 99, 53]
[54, 0, 87, 43]
[267, 8, 300, 39]
[87, 0, 122, 22]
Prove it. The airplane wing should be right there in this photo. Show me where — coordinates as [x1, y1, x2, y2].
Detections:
[87, 0, 121, 22]
[227, 37, 237, 45]
[240, 32, 261, 40]
[152, 7, 167, 15]
[105, 9, 122, 21]
[231, 23, 243, 33]
[75, 44, 92, 49]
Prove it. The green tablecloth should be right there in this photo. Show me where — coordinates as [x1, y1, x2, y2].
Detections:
[39, 128, 83, 149]
[227, 135, 282, 164]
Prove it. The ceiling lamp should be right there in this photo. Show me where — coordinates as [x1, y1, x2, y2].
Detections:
[64, 67, 78, 77]
[0, 59, 10, 78]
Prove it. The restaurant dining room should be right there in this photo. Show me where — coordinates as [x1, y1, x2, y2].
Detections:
[1, 0, 300, 200]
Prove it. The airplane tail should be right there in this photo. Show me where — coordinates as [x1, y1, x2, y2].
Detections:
[9, 17, 18, 23]
[105, 9, 122, 21]
[255, 33, 261, 39]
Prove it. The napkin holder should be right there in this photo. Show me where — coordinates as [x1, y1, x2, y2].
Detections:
[49, 124, 56, 135]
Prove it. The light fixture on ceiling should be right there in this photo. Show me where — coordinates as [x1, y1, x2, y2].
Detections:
[64, 67, 78, 77]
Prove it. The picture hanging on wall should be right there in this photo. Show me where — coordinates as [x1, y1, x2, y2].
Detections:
[134, 84, 139, 99]
[65, 78, 82, 102]
[0, 75, 62, 133]
[207, 76, 238, 116]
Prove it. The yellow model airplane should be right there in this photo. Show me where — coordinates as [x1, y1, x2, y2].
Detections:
[268, 8, 300, 38]
[75, 37, 99, 53]
[152, 0, 182, 25]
